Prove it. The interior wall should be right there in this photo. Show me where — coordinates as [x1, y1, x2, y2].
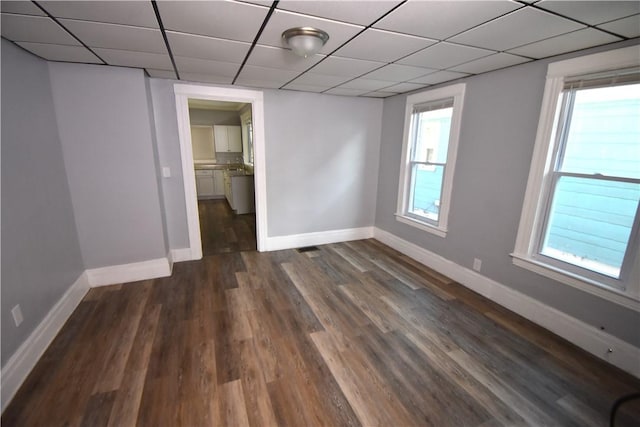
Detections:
[48, 62, 168, 268]
[1, 40, 84, 366]
[188, 108, 241, 126]
[148, 80, 384, 249]
[375, 39, 640, 347]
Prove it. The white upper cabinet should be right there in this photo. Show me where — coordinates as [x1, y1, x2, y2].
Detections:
[214, 125, 242, 153]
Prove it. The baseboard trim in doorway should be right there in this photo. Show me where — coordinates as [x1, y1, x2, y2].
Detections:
[86, 257, 171, 288]
[263, 226, 374, 252]
[1, 272, 90, 412]
[373, 227, 640, 378]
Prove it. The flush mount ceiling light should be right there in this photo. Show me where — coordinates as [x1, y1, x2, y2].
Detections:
[282, 27, 329, 58]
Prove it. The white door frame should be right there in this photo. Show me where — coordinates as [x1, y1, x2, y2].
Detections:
[174, 84, 268, 258]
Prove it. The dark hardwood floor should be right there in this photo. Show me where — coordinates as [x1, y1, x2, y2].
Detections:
[199, 199, 256, 256]
[3, 239, 640, 426]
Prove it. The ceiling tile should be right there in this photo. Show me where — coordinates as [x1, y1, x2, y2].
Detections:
[536, 1, 640, 25]
[334, 28, 436, 63]
[449, 8, 584, 51]
[337, 78, 396, 91]
[287, 72, 351, 87]
[167, 31, 250, 63]
[398, 42, 495, 69]
[94, 48, 174, 70]
[39, 1, 158, 28]
[59, 19, 166, 53]
[0, 1, 45, 16]
[276, 1, 402, 25]
[449, 53, 530, 74]
[16, 42, 101, 63]
[157, 1, 269, 42]
[381, 82, 428, 93]
[258, 9, 364, 54]
[179, 72, 233, 85]
[363, 91, 398, 98]
[146, 69, 178, 79]
[362, 64, 436, 82]
[324, 87, 370, 96]
[597, 14, 640, 38]
[311, 56, 384, 77]
[236, 64, 301, 87]
[246, 44, 324, 71]
[507, 28, 622, 59]
[375, 0, 521, 40]
[235, 79, 284, 89]
[409, 70, 469, 85]
[282, 83, 327, 93]
[174, 56, 240, 77]
[1, 13, 80, 45]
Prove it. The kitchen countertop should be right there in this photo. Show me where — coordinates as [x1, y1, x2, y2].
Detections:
[194, 163, 243, 170]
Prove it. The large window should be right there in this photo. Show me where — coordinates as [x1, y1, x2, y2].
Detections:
[396, 84, 465, 237]
[513, 46, 640, 307]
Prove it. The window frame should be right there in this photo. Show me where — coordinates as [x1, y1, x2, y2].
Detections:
[512, 46, 640, 310]
[396, 83, 466, 238]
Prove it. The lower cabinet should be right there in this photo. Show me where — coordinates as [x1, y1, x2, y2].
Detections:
[196, 169, 225, 199]
[224, 172, 255, 214]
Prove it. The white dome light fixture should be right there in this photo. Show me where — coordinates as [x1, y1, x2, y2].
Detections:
[282, 27, 329, 58]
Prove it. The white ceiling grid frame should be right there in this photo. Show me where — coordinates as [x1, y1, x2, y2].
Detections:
[333, 28, 437, 63]
[38, 0, 159, 28]
[0, 13, 81, 46]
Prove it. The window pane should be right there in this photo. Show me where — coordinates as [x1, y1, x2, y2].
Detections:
[560, 83, 640, 179]
[409, 164, 444, 221]
[412, 107, 452, 163]
[541, 175, 640, 278]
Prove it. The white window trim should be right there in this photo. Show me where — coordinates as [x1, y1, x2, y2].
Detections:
[512, 46, 640, 311]
[396, 83, 466, 238]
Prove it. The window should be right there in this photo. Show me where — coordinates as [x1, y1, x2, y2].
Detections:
[513, 46, 640, 307]
[396, 84, 465, 237]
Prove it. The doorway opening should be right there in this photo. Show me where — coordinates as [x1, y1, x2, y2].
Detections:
[174, 84, 267, 259]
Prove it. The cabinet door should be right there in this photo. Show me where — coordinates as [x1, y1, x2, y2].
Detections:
[227, 126, 242, 152]
[213, 170, 225, 196]
[213, 126, 228, 152]
[196, 176, 214, 197]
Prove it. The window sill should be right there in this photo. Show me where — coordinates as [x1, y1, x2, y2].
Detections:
[511, 253, 639, 311]
[395, 213, 447, 238]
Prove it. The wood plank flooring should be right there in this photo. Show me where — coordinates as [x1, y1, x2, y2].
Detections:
[3, 239, 640, 426]
[198, 199, 256, 255]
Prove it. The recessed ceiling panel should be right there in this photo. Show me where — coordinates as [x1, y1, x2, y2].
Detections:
[246, 44, 324, 71]
[167, 31, 250, 63]
[381, 82, 427, 93]
[258, 9, 363, 54]
[276, 1, 402, 25]
[287, 72, 352, 87]
[1, 13, 80, 45]
[174, 56, 240, 76]
[398, 42, 495, 69]
[16, 42, 101, 63]
[597, 14, 640, 38]
[362, 64, 437, 82]
[39, 1, 159, 28]
[334, 28, 436, 63]
[0, 1, 45, 16]
[324, 87, 370, 96]
[507, 28, 621, 59]
[337, 78, 395, 91]
[311, 56, 385, 77]
[364, 91, 398, 98]
[236, 64, 301, 87]
[537, 1, 640, 25]
[375, 0, 521, 40]
[157, 1, 269, 42]
[409, 70, 469, 85]
[180, 72, 233, 85]
[449, 53, 530, 74]
[59, 19, 167, 53]
[94, 48, 174, 70]
[283, 83, 327, 93]
[449, 8, 584, 51]
[146, 69, 178, 79]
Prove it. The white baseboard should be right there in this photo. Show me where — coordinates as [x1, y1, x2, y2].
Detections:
[1, 272, 90, 412]
[263, 226, 374, 252]
[86, 257, 171, 287]
[170, 247, 196, 263]
[373, 227, 640, 378]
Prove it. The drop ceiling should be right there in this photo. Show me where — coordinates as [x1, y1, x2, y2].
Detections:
[2, 0, 638, 98]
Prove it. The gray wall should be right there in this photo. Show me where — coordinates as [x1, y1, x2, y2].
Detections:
[189, 108, 241, 126]
[48, 62, 167, 268]
[148, 81, 383, 249]
[1, 41, 84, 366]
[375, 40, 640, 347]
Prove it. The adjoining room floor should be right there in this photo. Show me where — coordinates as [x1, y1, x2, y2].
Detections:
[3, 239, 640, 426]
[198, 199, 256, 256]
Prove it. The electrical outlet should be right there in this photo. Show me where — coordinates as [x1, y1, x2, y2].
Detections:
[473, 258, 482, 272]
[162, 167, 171, 178]
[11, 304, 23, 327]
